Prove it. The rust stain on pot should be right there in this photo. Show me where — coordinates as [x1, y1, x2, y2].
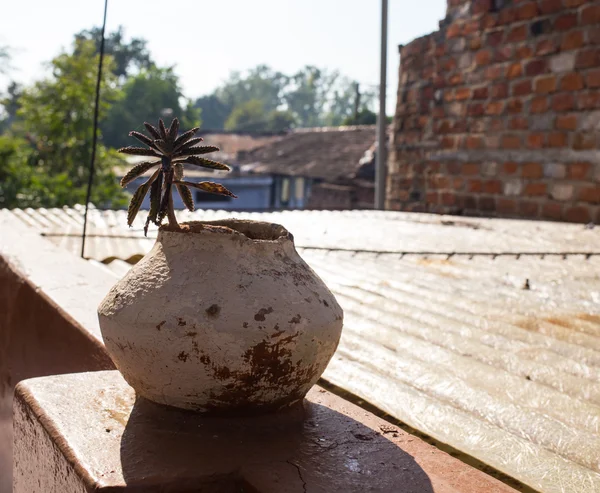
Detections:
[185, 331, 197, 337]
[178, 351, 189, 362]
[254, 307, 274, 321]
[578, 313, 600, 324]
[156, 320, 166, 331]
[289, 314, 301, 324]
[199, 354, 211, 366]
[242, 322, 249, 328]
[177, 318, 187, 326]
[205, 304, 221, 317]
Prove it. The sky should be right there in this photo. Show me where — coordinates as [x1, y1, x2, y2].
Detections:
[0, 0, 446, 114]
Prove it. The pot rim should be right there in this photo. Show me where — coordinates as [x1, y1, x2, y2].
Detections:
[159, 219, 294, 243]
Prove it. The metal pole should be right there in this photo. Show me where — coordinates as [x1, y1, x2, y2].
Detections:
[375, 0, 388, 210]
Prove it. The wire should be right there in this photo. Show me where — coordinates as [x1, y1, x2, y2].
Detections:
[81, 0, 109, 258]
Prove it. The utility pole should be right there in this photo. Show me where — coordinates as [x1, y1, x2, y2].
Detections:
[354, 82, 361, 122]
[375, 0, 388, 210]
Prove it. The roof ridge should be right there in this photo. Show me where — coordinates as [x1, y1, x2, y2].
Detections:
[291, 125, 376, 133]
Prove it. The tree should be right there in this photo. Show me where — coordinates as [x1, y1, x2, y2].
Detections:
[0, 45, 11, 75]
[75, 26, 153, 78]
[101, 66, 200, 149]
[0, 82, 22, 134]
[8, 38, 126, 208]
[224, 100, 294, 133]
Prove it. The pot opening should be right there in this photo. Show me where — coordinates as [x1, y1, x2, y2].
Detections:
[162, 219, 292, 242]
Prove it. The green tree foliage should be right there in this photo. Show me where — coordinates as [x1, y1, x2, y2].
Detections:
[75, 26, 153, 78]
[195, 65, 376, 131]
[224, 99, 296, 133]
[1, 39, 126, 208]
[102, 67, 200, 149]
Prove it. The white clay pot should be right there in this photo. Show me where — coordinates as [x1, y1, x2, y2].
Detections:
[97, 220, 343, 414]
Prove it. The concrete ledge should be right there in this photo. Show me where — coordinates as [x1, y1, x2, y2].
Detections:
[13, 371, 515, 493]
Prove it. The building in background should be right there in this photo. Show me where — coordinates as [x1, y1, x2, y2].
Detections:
[388, 0, 600, 223]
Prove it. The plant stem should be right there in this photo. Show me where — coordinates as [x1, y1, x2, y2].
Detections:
[167, 189, 179, 229]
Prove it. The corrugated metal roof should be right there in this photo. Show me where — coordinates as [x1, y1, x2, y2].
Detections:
[3, 205, 600, 492]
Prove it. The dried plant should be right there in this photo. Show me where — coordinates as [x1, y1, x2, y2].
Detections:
[118, 118, 236, 235]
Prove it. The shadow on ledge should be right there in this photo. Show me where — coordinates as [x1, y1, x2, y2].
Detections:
[119, 392, 435, 493]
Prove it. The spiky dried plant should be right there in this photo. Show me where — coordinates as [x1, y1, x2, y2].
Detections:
[118, 118, 236, 235]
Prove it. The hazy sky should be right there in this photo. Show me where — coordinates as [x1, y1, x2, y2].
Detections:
[1, 0, 446, 113]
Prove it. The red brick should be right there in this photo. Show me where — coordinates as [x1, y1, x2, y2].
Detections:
[468, 103, 485, 116]
[483, 180, 503, 194]
[512, 79, 532, 96]
[579, 186, 600, 203]
[519, 201, 540, 216]
[525, 59, 548, 76]
[482, 15, 498, 29]
[577, 91, 600, 109]
[507, 63, 523, 78]
[495, 46, 514, 63]
[473, 86, 488, 99]
[510, 116, 529, 130]
[503, 162, 518, 174]
[554, 13, 578, 31]
[470, 37, 483, 51]
[516, 1, 539, 19]
[464, 19, 482, 35]
[449, 73, 463, 85]
[552, 93, 575, 111]
[524, 182, 547, 196]
[486, 30, 504, 46]
[586, 69, 600, 88]
[489, 118, 505, 132]
[589, 25, 600, 45]
[468, 179, 483, 192]
[564, 206, 592, 223]
[455, 87, 472, 100]
[536, 39, 558, 56]
[576, 49, 600, 69]
[535, 76, 557, 94]
[447, 23, 463, 39]
[581, 5, 600, 25]
[497, 198, 518, 213]
[527, 133, 545, 148]
[507, 25, 528, 43]
[486, 101, 505, 115]
[462, 163, 480, 175]
[465, 136, 484, 149]
[542, 202, 563, 220]
[499, 7, 517, 25]
[507, 98, 524, 113]
[441, 58, 458, 72]
[485, 65, 505, 80]
[475, 49, 493, 66]
[446, 162, 462, 175]
[502, 134, 522, 149]
[560, 72, 584, 91]
[426, 191, 439, 204]
[563, 0, 586, 7]
[568, 162, 591, 180]
[531, 96, 549, 113]
[561, 31, 584, 51]
[479, 196, 496, 211]
[441, 136, 456, 149]
[485, 136, 501, 149]
[539, 0, 562, 14]
[441, 192, 457, 206]
[491, 83, 509, 98]
[572, 133, 596, 150]
[548, 132, 568, 147]
[515, 45, 533, 60]
[473, 0, 493, 15]
[522, 162, 543, 178]
[555, 114, 578, 130]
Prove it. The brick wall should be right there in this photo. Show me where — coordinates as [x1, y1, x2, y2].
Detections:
[388, 0, 600, 223]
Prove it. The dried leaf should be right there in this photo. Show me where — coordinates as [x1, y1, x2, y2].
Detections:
[118, 146, 160, 157]
[144, 122, 161, 139]
[174, 163, 184, 181]
[120, 160, 160, 187]
[127, 169, 159, 227]
[144, 171, 163, 235]
[176, 183, 195, 212]
[175, 180, 237, 198]
[175, 137, 204, 152]
[174, 145, 220, 157]
[172, 127, 200, 150]
[129, 131, 156, 149]
[167, 118, 180, 141]
[158, 119, 167, 139]
[174, 155, 230, 171]
[157, 168, 174, 225]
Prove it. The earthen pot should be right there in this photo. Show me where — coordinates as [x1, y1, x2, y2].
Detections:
[98, 219, 343, 414]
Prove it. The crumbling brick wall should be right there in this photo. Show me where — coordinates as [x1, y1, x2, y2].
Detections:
[388, 0, 600, 222]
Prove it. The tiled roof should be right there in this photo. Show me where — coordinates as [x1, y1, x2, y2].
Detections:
[3, 205, 600, 492]
[238, 125, 377, 181]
